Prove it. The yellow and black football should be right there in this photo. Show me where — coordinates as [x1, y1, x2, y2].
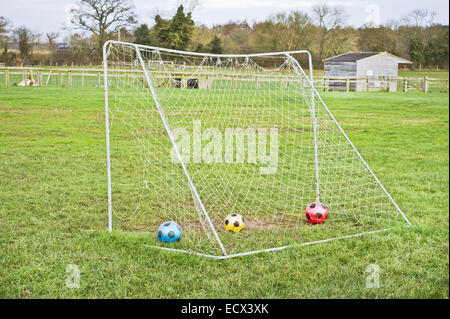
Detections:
[224, 213, 245, 233]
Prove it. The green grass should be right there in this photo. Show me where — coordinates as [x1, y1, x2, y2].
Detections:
[398, 69, 449, 79]
[0, 86, 448, 298]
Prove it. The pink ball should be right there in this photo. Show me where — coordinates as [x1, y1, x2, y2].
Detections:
[305, 202, 328, 224]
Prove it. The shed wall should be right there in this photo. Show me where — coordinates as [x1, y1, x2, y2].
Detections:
[324, 62, 357, 91]
[356, 54, 400, 91]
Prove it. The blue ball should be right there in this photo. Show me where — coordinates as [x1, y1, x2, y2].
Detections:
[157, 221, 182, 243]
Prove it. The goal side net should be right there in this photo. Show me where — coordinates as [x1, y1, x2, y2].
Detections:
[103, 41, 410, 258]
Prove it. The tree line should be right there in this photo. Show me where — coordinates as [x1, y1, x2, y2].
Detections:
[0, 0, 448, 69]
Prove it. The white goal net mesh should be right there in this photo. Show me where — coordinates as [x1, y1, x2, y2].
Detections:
[104, 41, 409, 257]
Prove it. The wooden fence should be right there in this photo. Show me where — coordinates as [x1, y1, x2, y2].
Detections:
[321, 76, 449, 93]
[0, 67, 105, 88]
[0, 66, 448, 93]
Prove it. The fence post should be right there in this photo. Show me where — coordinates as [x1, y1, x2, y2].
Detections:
[5, 69, 9, 87]
[346, 78, 350, 92]
[366, 77, 369, 92]
[403, 78, 408, 92]
[98, 72, 101, 87]
[423, 76, 429, 93]
[68, 71, 72, 88]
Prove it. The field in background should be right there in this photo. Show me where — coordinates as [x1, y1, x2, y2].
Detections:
[1, 68, 448, 92]
[0, 86, 448, 298]
[398, 70, 450, 79]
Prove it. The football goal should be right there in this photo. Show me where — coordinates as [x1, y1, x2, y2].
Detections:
[103, 40, 411, 259]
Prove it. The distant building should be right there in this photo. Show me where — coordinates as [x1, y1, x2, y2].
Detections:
[57, 43, 71, 50]
[323, 52, 412, 92]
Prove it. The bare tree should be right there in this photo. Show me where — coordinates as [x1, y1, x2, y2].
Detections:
[312, 3, 347, 60]
[401, 9, 436, 28]
[400, 9, 438, 69]
[271, 11, 312, 51]
[46, 32, 59, 65]
[70, 0, 136, 57]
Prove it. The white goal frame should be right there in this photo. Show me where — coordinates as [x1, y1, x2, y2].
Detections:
[103, 41, 411, 259]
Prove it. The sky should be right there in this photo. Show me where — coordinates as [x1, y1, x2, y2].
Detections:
[1, 0, 449, 41]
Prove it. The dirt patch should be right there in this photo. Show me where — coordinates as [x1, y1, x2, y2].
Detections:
[402, 118, 433, 123]
[240, 214, 303, 230]
[180, 214, 303, 232]
[0, 107, 24, 114]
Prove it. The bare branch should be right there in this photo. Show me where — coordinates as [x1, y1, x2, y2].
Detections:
[312, 3, 347, 60]
[70, 0, 136, 56]
[401, 9, 437, 28]
[176, 0, 201, 13]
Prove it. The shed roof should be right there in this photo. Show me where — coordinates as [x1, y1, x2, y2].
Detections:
[324, 52, 378, 62]
[323, 52, 412, 64]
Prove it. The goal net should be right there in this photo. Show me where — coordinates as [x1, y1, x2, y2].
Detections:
[103, 41, 410, 258]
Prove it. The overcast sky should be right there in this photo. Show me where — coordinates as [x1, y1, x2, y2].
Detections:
[1, 0, 449, 41]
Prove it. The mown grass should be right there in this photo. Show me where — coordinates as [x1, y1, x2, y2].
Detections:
[398, 69, 449, 79]
[0, 86, 448, 298]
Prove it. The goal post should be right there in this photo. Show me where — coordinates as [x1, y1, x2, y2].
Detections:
[103, 40, 410, 259]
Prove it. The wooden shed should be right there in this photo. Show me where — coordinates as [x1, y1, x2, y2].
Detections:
[323, 52, 412, 92]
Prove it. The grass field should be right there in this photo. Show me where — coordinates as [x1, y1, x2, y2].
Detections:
[0, 84, 448, 298]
